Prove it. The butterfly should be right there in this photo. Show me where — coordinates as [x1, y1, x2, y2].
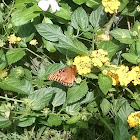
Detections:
[47, 65, 77, 87]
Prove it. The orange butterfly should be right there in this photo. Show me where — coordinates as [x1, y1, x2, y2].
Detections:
[47, 65, 77, 87]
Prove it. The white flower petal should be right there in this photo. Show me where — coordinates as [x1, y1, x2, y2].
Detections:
[50, 0, 60, 13]
[38, 0, 50, 11]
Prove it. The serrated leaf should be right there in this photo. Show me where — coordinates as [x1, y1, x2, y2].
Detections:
[36, 23, 64, 42]
[18, 116, 36, 127]
[0, 115, 12, 128]
[52, 88, 66, 107]
[86, 0, 101, 8]
[100, 99, 111, 116]
[89, 5, 107, 29]
[55, 3, 71, 20]
[122, 53, 139, 64]
[29, 88, 54, 110]
[114, 117, 129, 140]
[6, 48, 25, 64]
[48, 114, 62, 126]
[98, 41, 119, 59]
[58, 37, 89, 55]
[98, 74, 112, 95]
[11, 4, 41, 26]
[0, 78, 32, 95]
[66, 103, 80, 115]
[71, 7, 89, 30]
[0, 50, 6, 70]
[110, 28, 134, 44]
[117, 102, 134, 124]
[67, 81, 88, 104]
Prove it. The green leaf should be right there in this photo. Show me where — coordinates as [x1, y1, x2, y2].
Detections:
[86, 0, 101, 8]
[48, 114, 62, 126]
[45, 63, 65, 77]
[42, 38, 56, 53]
[0, 50, 6, 70]
[55, 3, 71, 20]
[71, 7, 89, 30]
[0, 11, 3, 24]
[67, 81, 88, 104]
[11, 4, 41, 26]
[81, 92, 94, 104]
[6, 48, 25, 65]
[119, 0, 129, 12]
[0, 78, 33, 95]
[29, 88, 54, 110]
[114, 117, 129, 140]
[18, 116, 36, 127]
[98, 74, 112, 95]
[66, 103, 80, 115]
[89, 5, 107, 29]
[117, 102, 134, 125]
[131, 100, 140, 110]
[36, 23, 64, 42]
[52, 88, 66, 107]
[73, 0, 86, 5]
[122, 53, 139, 64]
[57, 37, 89, 55]
[14, 0, 34, 8]
[66, 115, 81, 124]
[76, 121, 88, 128]
[100, 99, 111, 116]
[110, 28, 134, 44]
[0, 115, 12, 128]
[98, 41, 119, 59]
[136, 41, 140, 56]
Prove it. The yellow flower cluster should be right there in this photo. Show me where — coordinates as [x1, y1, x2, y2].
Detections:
[127, 111, 140, 127]
[102, 0, 120, 14]
[131, 135, 138, 140]
[91, 49, 109, 67]
[73, 55, 91, 75]
[8, 34, 21, 44]
[29, 39, 38, 46]
[108, 65, 140, 86]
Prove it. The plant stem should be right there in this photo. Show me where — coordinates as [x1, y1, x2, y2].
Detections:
[125, 87, 134, 96]
[95, 113, 114, 134]
[0, 96, 23, 103]
[25, 48, 44, 60]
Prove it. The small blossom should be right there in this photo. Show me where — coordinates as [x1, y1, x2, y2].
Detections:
[102, 0, 120, 14]
[16, 37, 21, 42]
[131, 135, 138, 140]
[138, 26, 140, 30]
[97, 33, 111, 41]
[0, 39, 5, 47]
[38, 0, 60, 13]
[91, 49, 109, 68]
[136, 5, 140, 12]
[8, 34, 17, 44]
[122, 34, 126, 39]
[73, 55, 91, 75]
[29, 39, 38, 46]
[127, 111, 140, 127]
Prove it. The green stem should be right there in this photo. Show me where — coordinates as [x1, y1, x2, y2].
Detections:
[95, 113, 114, 134]
[125, 87, 134, 96]
[25, 48, 44, 60]
[0, 96, 23, 103]
[77, 36, 92, 42]
[104, 12, 117, 32]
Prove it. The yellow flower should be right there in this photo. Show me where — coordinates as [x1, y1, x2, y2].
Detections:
[138, 26, 140, 30]
[91, 49, 109, 68]
[131, 135, 138, 140]
[73, 55, 91, 75]
[29, 39, 38, 46]
[8, 34, 21, 44]
[16, 37, 21, 42]
[102, 0, 120, 14]
[127, 111, 140, 127]
[8, 34, 17, 44]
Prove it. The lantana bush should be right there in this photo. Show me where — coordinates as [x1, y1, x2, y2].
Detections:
[0, 0, 140, 139]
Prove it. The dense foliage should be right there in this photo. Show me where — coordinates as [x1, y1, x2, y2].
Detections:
[0, 0, 140, 139]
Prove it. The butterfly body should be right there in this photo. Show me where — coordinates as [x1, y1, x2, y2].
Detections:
[47, 65, 77, 87]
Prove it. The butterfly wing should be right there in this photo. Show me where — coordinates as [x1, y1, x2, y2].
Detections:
[47, 65, 77, 87]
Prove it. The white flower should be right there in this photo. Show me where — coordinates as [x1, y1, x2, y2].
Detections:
[38, 0, 60, 13]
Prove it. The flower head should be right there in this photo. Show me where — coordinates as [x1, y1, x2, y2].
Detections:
[8, 34, 17, 44]
[29, 39, 38, 46]
[131, 135, 138, 140]
[91, 49, 109, 68]
[102, 0, 120, 14]
[38, 0, 60, 13]
[127, 111, 140, 127]
[73, 55, 91, 75]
